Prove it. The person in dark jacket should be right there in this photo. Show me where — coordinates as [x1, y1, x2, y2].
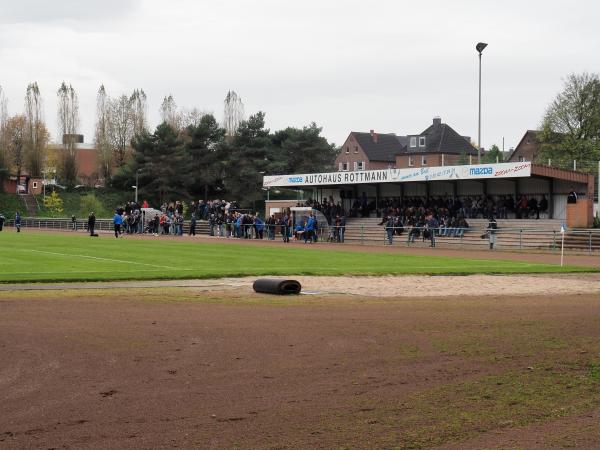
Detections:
[539, 194, 549, 218]
[15, 211, 21, 232]
[189, 214, 197, 236]
[379, 214, 395, 245]
[0, 213, 5, 231]
[265, 214, 276, 240]
[487, 216, 498, 250]
[88, 212, 96, 236]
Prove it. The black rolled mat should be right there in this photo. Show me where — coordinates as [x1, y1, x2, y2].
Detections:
[253, 278, 302, 295]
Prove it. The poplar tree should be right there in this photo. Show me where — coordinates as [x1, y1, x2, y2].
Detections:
[24, 82, 47, 177]
[57, 82, 80, 186]
[0, 86, 8, 186]
[95, 85, 112, 182]
[222, 90, 244, 138]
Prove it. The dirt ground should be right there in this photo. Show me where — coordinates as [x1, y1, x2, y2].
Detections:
[2, 276, 600, 449]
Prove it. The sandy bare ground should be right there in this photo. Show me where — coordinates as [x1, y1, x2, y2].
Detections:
[2, 273, 600, 299]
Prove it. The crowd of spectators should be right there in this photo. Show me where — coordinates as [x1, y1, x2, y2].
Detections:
[348, 194, 549, 221]
[107, 192, 550, 243]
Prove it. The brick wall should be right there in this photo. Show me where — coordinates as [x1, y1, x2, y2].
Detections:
[334, 135, 371, 171]
[395, 153, 463, 168]
[508, 131, 540, 162]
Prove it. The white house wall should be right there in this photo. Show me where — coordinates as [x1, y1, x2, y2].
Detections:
[553, 195, 567, 220]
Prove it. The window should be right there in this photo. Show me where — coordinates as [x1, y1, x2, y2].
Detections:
[421, 156, 427, 166]
[342, 162, 349, 171]
[410, 137, 417, 147]
[345, 146, 349, 154]
[357, 161, 365, 171]
[408, 155, 415, 167]
[518, 156, 525, 162]
[354, 146, 359, 153]
[32, 182, 38, 189]
[419, 136, 426, 147]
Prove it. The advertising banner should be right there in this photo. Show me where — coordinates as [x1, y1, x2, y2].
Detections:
[263, 162, 532, 188]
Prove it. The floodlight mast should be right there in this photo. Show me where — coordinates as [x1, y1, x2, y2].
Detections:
[476, 42, 488, 164]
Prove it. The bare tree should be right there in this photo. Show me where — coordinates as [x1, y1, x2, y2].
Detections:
[222, 90, 244, 137]
[95, 85, 112, 182]
[24, 82, 46, 177]
[181, 107, 209, 128]
[160, 94, 180, 130]
[0, 86, 8, 183]
[130, 88, 148, 137]
[57, 82, 80, 186]
[6, 115, 27, 190]
[109, 94, 134, 167]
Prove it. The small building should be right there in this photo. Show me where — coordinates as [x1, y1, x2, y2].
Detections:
[46, 140, 100, 186]
[507, 130, 541, 162]
[334, 117, 478, 172]
[2, 173, 43, 195]
[335, 131, 405, 172]
[398, 117, 478, 169]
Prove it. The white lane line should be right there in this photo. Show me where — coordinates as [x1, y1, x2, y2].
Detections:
[2, 269, 176, 275]
[24, 249, 181, 270]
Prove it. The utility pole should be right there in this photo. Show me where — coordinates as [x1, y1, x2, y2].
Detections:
[476, 42, 488, 164]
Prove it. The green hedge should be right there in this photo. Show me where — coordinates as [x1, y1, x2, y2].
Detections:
[1, 189, 131, 219]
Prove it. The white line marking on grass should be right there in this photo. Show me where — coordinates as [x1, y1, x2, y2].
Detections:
[3, 268, 175, 276]
[24, 249, 182, 270]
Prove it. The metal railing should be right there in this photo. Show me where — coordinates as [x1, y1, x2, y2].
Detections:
[3, 218, 600, 254]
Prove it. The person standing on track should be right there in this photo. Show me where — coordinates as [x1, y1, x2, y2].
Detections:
[15, 211, 21, 233]
[487, 216, 498, 250]
[88, 212, 96, 236]
[189, 213, 197, 236]
[113, 210, 123, 238]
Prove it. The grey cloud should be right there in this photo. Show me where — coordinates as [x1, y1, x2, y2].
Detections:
[0, 0, 139, 24]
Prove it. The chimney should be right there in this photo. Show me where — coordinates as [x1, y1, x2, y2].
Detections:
[370, 129, 374, 135]
[373, 133, 378, 143]
[433, 116, 442, 127]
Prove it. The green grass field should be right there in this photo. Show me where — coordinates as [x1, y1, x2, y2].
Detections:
[1, 232, 598, 283]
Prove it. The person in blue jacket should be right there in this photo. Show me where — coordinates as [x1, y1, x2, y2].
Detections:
[234, 214, 243, 238]
[253, 214, 264, 239]
[113, 210, 123, 238]
[304, 214, 316, 243]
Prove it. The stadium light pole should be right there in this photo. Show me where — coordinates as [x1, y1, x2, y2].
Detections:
[133, 169, 141, 203]
[476, 42, 488, 164]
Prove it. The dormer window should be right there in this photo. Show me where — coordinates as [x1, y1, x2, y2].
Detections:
[410, 137, 417, 147]
[419, 136, 426, 147]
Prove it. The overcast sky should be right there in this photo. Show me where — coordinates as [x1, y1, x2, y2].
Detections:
[0, 0, 598, 152]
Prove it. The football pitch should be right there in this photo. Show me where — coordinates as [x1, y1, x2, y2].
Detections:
[0, 231, 598, 283]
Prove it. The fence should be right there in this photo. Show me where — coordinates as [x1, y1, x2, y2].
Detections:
[3, 218, 600, 254]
